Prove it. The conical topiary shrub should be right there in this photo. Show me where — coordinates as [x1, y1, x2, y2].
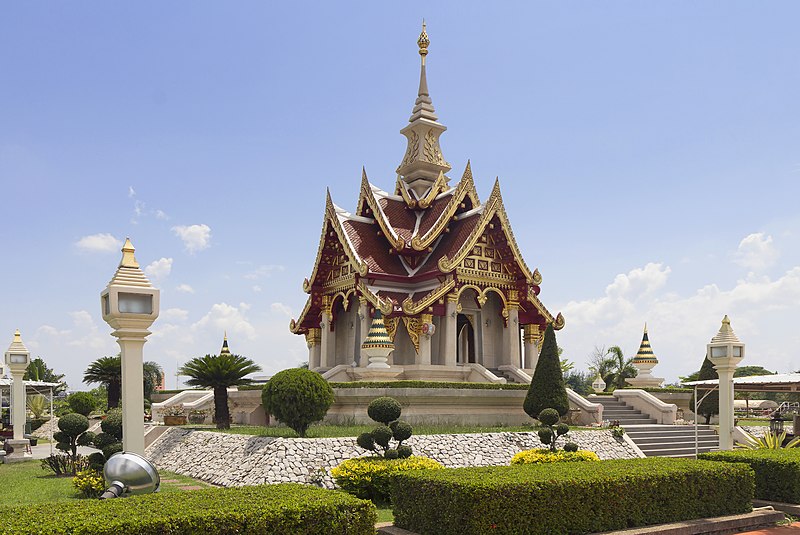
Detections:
[524, 323, 569, 418]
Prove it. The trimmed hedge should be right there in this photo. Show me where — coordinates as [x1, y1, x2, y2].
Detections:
[510, 448, 599, 464]
[332, 456, 444, 504]
[699, 449, 800, 503]
[390, 458, 754, 535]
[0, 483, 376, 534]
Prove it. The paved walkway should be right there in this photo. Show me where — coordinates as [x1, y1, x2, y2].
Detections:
[29, 443, 98, 460]
[740, 523, 800, 533]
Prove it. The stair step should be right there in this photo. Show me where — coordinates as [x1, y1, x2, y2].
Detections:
[636, 440, 719, 449]
[612, 419, 658, 424]
[632, 436, 719, 445]
[643, 446, 719, 457]
[625, 425, 714, 432]
[626, 430, 718, 438]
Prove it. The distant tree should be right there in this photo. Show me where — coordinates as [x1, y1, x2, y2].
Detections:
[67, 392, 96, 416]
[24, 357, 67, 394]
[179, 353, 261, 429]
[587, 346, 614, 388]
[143, 361, 164, 401]
[734, 366, 776, 378]
[604, 346, 637, 390]
[525, 324, 569, 418]
[564, 370, 594, 396]
[692, 357, 719, 425]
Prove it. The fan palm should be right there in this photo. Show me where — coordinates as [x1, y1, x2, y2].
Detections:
[178, 353, 261, 429]
[84, 356, 165, 409]
[84, 356, 123, 408]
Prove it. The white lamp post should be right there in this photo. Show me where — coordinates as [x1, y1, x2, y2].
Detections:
[5, 329, 32, 461]
[101, 238, 159, 455]
[707, 315, 744, 450]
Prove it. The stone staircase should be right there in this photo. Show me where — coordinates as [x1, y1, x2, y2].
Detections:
[593, 396, 719, 457]
[625, 425, 719, 458]
[593, 396, 658, 425]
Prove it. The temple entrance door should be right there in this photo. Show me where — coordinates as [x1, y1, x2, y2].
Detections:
[456, 314, 476, 364]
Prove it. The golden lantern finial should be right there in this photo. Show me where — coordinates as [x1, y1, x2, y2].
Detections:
[417, 20, 429, 62]
[119, 237, 139, 268]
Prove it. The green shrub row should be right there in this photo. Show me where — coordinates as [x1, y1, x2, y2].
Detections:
[390, 458, 754, 535]
[699, 449, 800, 503]
[0, 483, 376, 535]
[623, 386, 693, 393]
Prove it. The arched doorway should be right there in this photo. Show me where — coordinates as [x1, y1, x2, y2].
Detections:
[456, 314, 476, 364]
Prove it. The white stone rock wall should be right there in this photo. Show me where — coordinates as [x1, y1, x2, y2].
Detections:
[146, 428, 639, 489]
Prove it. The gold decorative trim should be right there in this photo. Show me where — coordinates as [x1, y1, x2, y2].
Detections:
[384, 316, 399, 341]
[360, 170, 407, 252]
[525, 287, 563, 330]
[305, 328, 321, 348]
[411, 161, 481, 251]
[437, 179, 534, 284]
[417, 171, 447, 209]
[402, 317, 421, 353]
[356, 280, 393, 315]
[401, 276, 455, 315]
[289, 297, 313, 334]
[532, 268, 542, 286]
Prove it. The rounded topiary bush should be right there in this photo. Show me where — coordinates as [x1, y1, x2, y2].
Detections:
[391, 421, 412, 442]
[261, 368, 334, 437]
[58, 413, 90, 436]
[67, 392, 96, 417]
[510, 449, 600, 465]
[368, 397, 402, 425]
[564, 442, 579, 452]
[101, 409, 123, 439]
[397, 444, 413, 458]
[538, 408, 560, 426]
[357, 432, 375, 451]
[372, 426, 393, 449]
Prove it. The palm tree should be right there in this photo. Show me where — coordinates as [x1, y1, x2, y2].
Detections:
[84, 356, 123, 408]
[84, 356, 165, 409]
[604, 346, 637, 390]
[179, 353, 261, 429]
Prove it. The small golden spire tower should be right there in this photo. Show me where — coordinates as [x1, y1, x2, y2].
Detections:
[220, 332, 231, 355]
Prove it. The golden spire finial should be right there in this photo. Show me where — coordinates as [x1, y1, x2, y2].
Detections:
[224, 330, 228, 341]
[119, 237, 139, 268]
[13, 329, 21, 342]
[644, 322, 648, 333]
[417, 20, 429, 62]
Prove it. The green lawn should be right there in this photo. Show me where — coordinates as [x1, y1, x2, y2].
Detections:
[0, 460, 211, 507]
[186, 423, 601, 438]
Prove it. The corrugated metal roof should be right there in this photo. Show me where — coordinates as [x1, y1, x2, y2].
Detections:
[684, 373, 800, 391]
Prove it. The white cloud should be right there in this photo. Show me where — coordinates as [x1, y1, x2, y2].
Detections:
[75, 233, 122, 253]
[556, 262, 800, 383]
[128, 186, 136, 198]
[270, 302, 293, 318]
[144, 257, 173, 282]
[155, 210, 169, 220]
[172, 224, 212, 253]
[252, 285, 263, 293]
[162, 308, 189, 322]
[734, 233, 779, 271]
[192, 302, 256, 339]
[176, 283, 195, 294]
[244, 264, 285, 280]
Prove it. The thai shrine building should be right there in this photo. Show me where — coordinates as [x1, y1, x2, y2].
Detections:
[290, 26, 564, 384]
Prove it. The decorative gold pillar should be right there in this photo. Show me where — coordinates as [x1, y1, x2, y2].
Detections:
[442, 294, 458, 367]
[305, 328, 322, 369]
[416, 313, 433, 365]
[358, 298, 370, 367]
[503, 290, 521, 367]
[523, 324, 542, 372]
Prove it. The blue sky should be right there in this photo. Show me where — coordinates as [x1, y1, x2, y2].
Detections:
[2, 2, 799, 390]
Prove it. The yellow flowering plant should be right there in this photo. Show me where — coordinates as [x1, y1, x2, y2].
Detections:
[72, 469, 106, 498]
[332, 456, 443, 504]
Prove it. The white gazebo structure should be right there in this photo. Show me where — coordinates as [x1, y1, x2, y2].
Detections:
[1, 378, 61, 460]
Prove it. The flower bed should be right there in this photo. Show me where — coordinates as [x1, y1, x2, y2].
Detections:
[390, 458, 753, 535]
[0, 483, 376, 534]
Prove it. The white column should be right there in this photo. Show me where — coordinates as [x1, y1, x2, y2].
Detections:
[715, 363, 737, 450]
[358, 300, 370, 367]
[503, 307, 521, 368]
[523, 324, 541, 372]
[11, 372, 25, 441]
[417, 314, 432, 365]
[443, 297, 457, 367]
[306, 328, 321, 369]
[319, 317, 331, 369]
[114, 329, 147, 455]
